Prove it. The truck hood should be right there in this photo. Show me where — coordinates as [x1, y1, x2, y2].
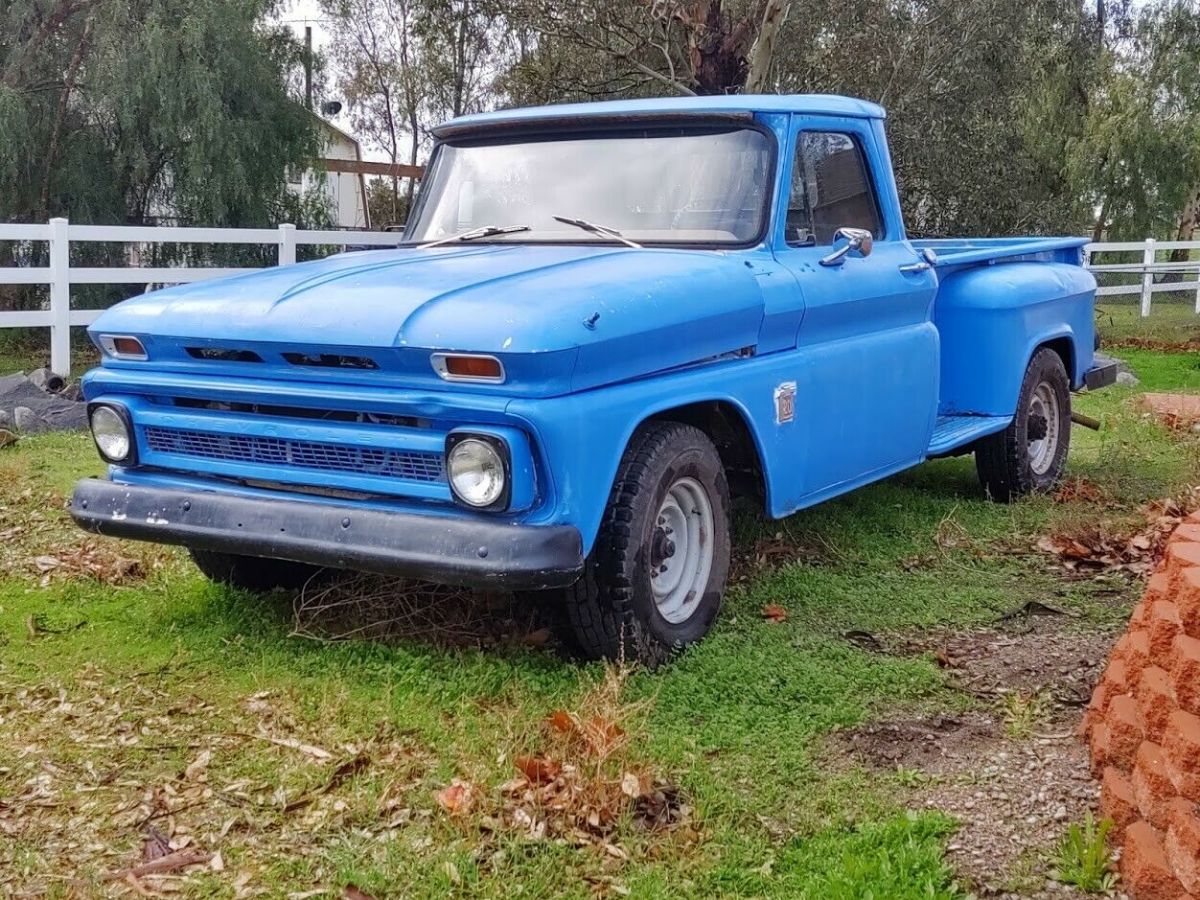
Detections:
[91, 244, 766, 394]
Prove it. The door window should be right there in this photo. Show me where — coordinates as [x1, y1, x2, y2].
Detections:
[786, 132, 882, 246]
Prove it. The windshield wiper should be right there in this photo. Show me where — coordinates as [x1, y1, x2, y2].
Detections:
[420, 224, 531, 248]
[553, 216, 643, 249]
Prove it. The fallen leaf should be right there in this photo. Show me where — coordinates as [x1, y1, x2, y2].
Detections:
[761, 604, 788, 623]
[547, 709, 576, 734]
[620, 772, 643, 798]
[435, 779, 474, 816]
[514, 755, 561, 785]
[184, 749, 212, 782]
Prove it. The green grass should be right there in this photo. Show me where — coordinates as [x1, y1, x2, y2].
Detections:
[1098, 296, 1200, 347]
[1, 352, 1198, 896]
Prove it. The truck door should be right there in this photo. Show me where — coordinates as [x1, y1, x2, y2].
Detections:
[773, 118, 940, 501]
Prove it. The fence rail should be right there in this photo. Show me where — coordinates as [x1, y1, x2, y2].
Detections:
[1, 222, 1197, 375]
[0, 218, 402, 374]
[1085, 238, 1200, 316]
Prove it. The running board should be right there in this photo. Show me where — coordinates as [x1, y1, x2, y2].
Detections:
[927, 414, 1011, 456]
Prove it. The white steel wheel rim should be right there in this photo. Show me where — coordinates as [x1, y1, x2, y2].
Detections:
[649, 476, 715, 625]
[1027, 382, 1061, 476]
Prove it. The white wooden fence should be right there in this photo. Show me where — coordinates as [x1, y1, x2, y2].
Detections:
[1, 221, 1197, 375]
[0, 218, 401, 374]
[1085, 238, 1200, 317]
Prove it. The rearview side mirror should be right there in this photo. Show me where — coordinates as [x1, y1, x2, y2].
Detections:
[819, 227, 874, 267]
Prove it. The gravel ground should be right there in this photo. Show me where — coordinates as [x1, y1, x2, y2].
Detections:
[839, 617, 1126, 897]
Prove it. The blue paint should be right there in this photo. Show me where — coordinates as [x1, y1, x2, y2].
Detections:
[81, 95, 1098, 562]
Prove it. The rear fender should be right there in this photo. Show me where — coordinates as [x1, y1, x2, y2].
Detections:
[933, 262, 1095, 416]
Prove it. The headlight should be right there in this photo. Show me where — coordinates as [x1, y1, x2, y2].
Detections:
[447, 437, 507, 508]
[89, 404, 133, 463]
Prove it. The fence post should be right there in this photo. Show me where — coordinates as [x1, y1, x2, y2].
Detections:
[1141, 237, 1156, 318]
[48, 217, 71, 375]
[278, 223, 297, 267]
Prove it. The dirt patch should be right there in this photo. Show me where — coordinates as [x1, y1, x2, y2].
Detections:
[837, 618, 1122, 897]
[896, 619, 1116, 707]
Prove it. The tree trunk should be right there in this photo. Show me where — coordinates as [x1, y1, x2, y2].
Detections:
[1168, 188, 1200, 268]
[744, 0, 790, 93]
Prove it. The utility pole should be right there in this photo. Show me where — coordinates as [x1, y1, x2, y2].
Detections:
[304, 25, 313, 110]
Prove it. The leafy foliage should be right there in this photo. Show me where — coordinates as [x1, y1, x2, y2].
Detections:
[0, 0, 322, 227]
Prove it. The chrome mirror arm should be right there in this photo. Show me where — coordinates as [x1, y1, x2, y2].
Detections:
[819, 227, 874, 267]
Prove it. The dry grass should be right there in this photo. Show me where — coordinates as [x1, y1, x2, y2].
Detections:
[291, 574, 550, 650]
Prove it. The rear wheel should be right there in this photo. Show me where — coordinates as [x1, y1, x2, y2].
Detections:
[189, 549, 328, 592]
[975, 347, 1071, 501]
[532, 421, 731, 666]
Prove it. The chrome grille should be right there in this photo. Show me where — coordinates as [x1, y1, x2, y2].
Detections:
[143, 426, 445, 483]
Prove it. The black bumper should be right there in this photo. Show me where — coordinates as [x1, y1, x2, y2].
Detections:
[69, 479, 584, 590]
[1084, 356, 1119, 391]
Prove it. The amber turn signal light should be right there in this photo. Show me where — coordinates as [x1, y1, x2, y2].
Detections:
[98, 335, 148, 360]
[431, 353, 505, 383]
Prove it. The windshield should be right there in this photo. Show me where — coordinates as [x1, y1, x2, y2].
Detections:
[405, 127, 773, 246]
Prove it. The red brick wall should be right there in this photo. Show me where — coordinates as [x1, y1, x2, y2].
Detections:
[1083, 521, 1200, 898]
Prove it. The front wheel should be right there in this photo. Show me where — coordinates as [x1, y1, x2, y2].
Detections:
[533, 421, 731, 666]
[975, 347, 1071, 501]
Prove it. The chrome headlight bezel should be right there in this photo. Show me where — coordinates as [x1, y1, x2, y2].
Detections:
[87, 402, 136, 465]
[445, 433, 511, 510]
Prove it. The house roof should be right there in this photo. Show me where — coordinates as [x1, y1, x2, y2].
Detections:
[432, 94, 885, 138]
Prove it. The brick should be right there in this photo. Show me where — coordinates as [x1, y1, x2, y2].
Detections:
[1127, 629, 1154, 683]
[1166, 798, 1200, 894]
[1091, 721, 1113, 775]
[1091, 657, 1129, 718]
[1123, 821, 1187, 900]
[1152, 601, 1187, 659]
[1141, 666, 1180, 742]
[1114, 631, 1133, 664]
[1135, 742, 1180, 829]
[1110, 694, 1147, 772]
[1173, 634, 1200, 717]
[1166, 710, 1200, 801]
[1169, 544, 1200, 593]
[1179, 567, 1200, 638]
[1101, 765, 1141, 834]
[1173, 524, 1200, 546]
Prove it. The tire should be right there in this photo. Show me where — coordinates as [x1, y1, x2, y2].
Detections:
[189, 549, 328, 592]
[975, 347, 1071, 501]
[532, 421, 732, 666]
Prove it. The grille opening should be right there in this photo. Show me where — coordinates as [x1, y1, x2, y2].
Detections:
[186, 347, 263, 363]
[144, 426, 445, 483]
[282, 352, 378, 370]
[171, 398, 429, 429]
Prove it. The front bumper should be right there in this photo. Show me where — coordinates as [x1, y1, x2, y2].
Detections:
[69, 479, 584, 590]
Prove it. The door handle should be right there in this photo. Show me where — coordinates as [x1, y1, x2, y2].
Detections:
[899, 248, 939, 274]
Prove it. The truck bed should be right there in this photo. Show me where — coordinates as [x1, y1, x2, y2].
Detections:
[913, 236, 1089, 271]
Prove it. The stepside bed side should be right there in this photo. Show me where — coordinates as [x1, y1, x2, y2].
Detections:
[931, 258, 1097, 417]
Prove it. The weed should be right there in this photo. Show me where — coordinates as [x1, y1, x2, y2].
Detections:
[1052, 813, 1117, 893]
[1000, 689, 1053, 739]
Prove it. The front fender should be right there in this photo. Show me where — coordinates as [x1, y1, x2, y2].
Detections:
[507, 356, 788, 556]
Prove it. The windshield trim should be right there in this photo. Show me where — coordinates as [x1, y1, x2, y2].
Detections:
[401, 119, 779, 251]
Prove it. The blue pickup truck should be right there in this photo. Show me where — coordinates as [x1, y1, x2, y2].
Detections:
[70, 94, 1116, 662]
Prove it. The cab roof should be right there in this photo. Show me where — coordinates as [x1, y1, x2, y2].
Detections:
[431, 94, 885, 139]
